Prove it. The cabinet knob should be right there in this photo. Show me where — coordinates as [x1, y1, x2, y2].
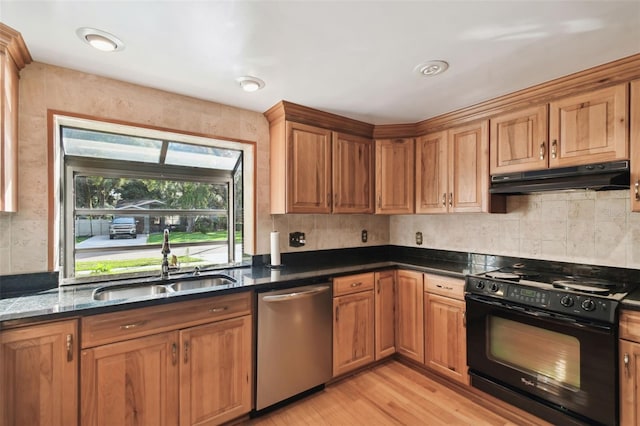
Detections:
[551, 140, 557, 159]
[539, 141, 546, 160]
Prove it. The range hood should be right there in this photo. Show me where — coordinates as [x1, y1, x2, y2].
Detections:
[489, 160, 630, 194]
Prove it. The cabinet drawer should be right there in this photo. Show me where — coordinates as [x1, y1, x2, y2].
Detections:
[424, 274, 464, 300]
[333, 273, 375, 296]
[620, 310, 640, 342]
[82, 291, 251, 348]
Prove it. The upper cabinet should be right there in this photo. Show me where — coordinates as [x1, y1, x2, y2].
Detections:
[266, 101, 374, 214]
[375, 138, 414, 214]
[0, 24, 31, 212]
[489, 105, 548, 174]
[333, 132, 374, 213]
[549, 84, 628, 168]
[417, 121, 503, 214]
[631, 80, 640, 212]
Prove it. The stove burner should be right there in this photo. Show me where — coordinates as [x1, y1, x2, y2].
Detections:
[485, 271, 521, 280]
[552, 280, 614, 295]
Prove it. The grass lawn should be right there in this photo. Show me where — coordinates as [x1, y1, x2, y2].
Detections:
[75, 236, 92, 244]
[76, 256, 202, 274]
[147, 231, 242, 244]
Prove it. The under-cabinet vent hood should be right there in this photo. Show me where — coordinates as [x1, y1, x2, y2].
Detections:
[489, 160, 630, 194]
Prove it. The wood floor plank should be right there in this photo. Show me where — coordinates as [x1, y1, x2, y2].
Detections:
[245, 361, 550, 426]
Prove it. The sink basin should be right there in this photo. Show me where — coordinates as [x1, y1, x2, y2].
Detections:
[169, 276, 235, 292]
[93, 283, 169, 301]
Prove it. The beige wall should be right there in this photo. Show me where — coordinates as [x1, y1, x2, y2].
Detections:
[391, 190, 640, 269]
[1, 62, 638, 275]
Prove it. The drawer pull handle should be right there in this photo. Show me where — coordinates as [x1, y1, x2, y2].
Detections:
[539, 141, 545, 160]
[120, 320, 147, 330]
[184, 341, 190, 363]
[209, 306, 229, 313]
[449, 193, 453, 207]
[435, 284, 454, 291]
[350, 282, 362, 288]
[551, 140, 557, 159]
[66, 334, 73, 362]
[442, 193, 446, 207]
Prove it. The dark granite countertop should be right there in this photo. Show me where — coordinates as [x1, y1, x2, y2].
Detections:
[0, 257, 491, 325]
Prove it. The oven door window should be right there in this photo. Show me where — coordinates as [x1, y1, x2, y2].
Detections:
[489, 316, 580, 391]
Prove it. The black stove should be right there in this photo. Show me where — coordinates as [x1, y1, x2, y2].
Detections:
[466, 267, 632, 324]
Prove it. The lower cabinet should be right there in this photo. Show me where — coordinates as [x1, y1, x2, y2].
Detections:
[332, 273, 375, 377]
[0, 319, 78, 426]
[374, 270, 396, 359]
[423, 274, 468, 385]
[396, 270, 424, 363]
[620, 310, 640, 425]
[81, 292, 252, 426]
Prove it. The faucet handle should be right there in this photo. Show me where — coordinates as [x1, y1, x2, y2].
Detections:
[161, 229, 171, 254]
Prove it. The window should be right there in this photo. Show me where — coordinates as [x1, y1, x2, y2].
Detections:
[56, 118, 253, 283]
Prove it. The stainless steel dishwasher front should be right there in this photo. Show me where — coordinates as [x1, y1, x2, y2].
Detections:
[256, 284, 332, 411]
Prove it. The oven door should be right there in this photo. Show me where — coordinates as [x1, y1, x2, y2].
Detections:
[466, 294, 616, 426]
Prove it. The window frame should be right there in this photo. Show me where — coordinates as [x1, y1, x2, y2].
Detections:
[53, 114, 255, 285]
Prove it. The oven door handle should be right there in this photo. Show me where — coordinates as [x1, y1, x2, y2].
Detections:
[465, 294, 614, 332]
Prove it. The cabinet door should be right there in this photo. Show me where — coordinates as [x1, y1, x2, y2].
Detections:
[180, 315, 251, 426]
[0, 52, 18, 212]
[416, 131, 448, 214]
[1, 320, 78, 426]
[490, 105, 548, 174]
[81, 331, 179, 426]
[333, 132, 374, 213]
[333, 290, 375, 377]
[424, 294, 468, 385]
[395, 270, 424, 363]
[374, 270, 396, 359]
[375, 138, 415, 214]
[620, 339, 640, 425]
[549, 84, 628, 168]
[631, 80, 640, 212]
[448, 120, 489, 213]
[286, 121, 332, 213]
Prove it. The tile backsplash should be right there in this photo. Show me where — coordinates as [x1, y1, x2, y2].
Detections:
[390, 190, 640, 269]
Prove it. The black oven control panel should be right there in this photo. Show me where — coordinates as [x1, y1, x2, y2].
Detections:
[465, 276, 617, 323]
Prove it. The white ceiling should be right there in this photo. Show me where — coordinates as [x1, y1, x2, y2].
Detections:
[1, 1, 639, 125]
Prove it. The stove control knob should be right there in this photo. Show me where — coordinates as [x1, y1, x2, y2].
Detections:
[475, 281, 485, 290]
[581, 299, 596, 312]
[560, 295, 574, 307]
[489, 283, 500, 292]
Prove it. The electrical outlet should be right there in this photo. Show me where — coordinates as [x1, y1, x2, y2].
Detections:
[361, 229, 368, 243]
[416, 232, 423, 245]
[289, 232, 306, 247]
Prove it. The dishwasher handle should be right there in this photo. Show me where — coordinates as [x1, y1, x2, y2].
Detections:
[262, 285, 330, 302]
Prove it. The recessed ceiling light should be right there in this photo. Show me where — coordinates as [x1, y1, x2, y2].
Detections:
[236, 76, 265, 92]
[415, 60, 449, 77]
[76, 27, 124, 52]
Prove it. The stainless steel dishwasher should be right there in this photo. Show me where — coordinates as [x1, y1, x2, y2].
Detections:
[256, 283, 332, 411]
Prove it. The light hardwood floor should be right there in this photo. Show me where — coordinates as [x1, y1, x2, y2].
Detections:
[244, 360, 549, 426]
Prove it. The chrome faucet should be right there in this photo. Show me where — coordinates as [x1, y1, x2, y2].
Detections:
[161, 229, 171, 279]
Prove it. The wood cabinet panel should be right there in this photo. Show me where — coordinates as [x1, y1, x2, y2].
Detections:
[631, 80, 640, 212]
[396, 270, 424, 363]
[1, 320, 78, 426]
[424, 293, 468, 385]
[416, 131, 448, 213]
[489, 104, 548, 174]
[549, 83, 628, 168]
[333, 290, 375, 377]
[286, 121, 332, 213]
[448, 120, 489, 213]
[621, 338, 640, 426]
[333, 132, 374, 213]
[81, 331, 179, 426]
[374, 270, 395, 359]
[375, 138, 415, 214]
[179, 315, 252, 426]
[333, 272, 375, 296]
